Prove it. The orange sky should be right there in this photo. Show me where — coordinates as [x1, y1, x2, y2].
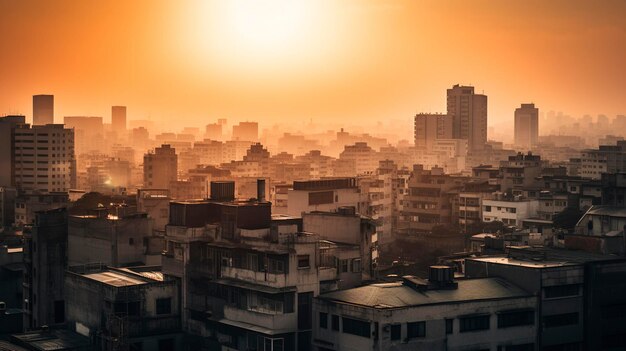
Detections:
[1, 0, 625, 132]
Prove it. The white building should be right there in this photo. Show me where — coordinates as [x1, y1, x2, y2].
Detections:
[286, 178, 366, 217]
[313, 266, 536, 351]
[482, 195, 539, 227]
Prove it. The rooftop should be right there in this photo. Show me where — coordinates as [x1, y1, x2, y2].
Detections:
[319, 277, 530, 309]
[11, 329, 90, 351]
[582, 205, 626, 218]
[469, 246, 625, 268]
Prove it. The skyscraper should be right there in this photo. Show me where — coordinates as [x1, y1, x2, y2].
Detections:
[414, 113, 453, 149]
[446, 85, 488, 151]
[32, 94, 54, 125]
[514, 103, 539, 150]
[111, 105, 127, 134]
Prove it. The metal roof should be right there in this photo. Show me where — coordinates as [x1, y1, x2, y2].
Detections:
[318, 277, 531, 309]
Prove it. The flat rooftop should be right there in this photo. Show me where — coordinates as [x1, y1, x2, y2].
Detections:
[468, 246, 625, 268]
[319, 277, 530, 309]
[11, 329, 90, 351]
[82, 270, 149, 287]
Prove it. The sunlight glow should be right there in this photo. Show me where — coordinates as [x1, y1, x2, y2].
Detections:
[225, 0, 310, 50]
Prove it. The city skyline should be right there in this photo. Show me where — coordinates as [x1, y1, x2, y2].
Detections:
[1, 0, 625, 130]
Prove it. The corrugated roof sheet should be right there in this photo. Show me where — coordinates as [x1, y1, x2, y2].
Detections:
[319, 277, 530, 309]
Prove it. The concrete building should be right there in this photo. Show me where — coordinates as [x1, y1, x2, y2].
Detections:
[22, 208, 68, 330]
[68, 208, 160, 267]
[0, 116, 27, 187]
[302, 210, 376, 282]
[458, 180, 499, 230]
[447, 84, 488, 152]
[12, 123, 76, 193]
[286, 178, 366, 217]
[144, 144, 178, 189]
[466, 246, 626, 350]
[137, 189, 171, 231]
[0, 187, 17, 228]
[580, 141, 626, 179]
[111, 105, 127, 135]
[339, 142, 379, 175]
[601, 172, 626, 206]
[32, 95, 54, 125]
[482, 194, 539, 228]
[314, 266, 536, 351]
[232, 121, 258, 141]
[500, 152, 543, 193]
[514, 103, 539, 150]
[413, 113, 453, 150]
[65, 265, 182, 350]
[569, 206, 626, 255]
[14, 192, 69, 226]
[400, 165, 465, 232]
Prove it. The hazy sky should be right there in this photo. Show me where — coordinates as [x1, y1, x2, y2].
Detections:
[1, 0, 625, 130]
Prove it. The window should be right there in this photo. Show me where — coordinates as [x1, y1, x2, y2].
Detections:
[351, 259, 361, 273]
[544, 284, 579, 299]
[156, 298, 172, 315]
[484, 206, 492, 212]
[390, 324, 401, 340]
[445, 318, 453, 334]
[498, 310, 534, 328]
[543, 313, 578, 328]
[340, 259, 348, 273]
[129, 238, 134, 245]
[297, 255, 310, 268]
[319, 312, 328, 329]
[343, 317, 370, 338]
[460, 315, 490, 332]
[332, 315, 339, 331]
[407, 321, 425, 338]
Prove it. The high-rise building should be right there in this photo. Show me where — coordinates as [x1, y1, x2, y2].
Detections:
[514, 103, 539, 149]
[414, 113, 453, 149]
[446, 85, 488, 151]
[111, 105, 127, 134]
[232, 121, 258, 141]
[12, 123, 76, 193]
[32, 95, 54, 125]
[144, 144, 178, 189]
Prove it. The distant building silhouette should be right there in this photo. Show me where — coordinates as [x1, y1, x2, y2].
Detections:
[32, 95, 54, 125]
[514, 103, 539, 150]
[111, 105, 127, 134]
[232, 121, 258, 141]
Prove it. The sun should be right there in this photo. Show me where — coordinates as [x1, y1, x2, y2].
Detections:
[222, 0, 311, 52]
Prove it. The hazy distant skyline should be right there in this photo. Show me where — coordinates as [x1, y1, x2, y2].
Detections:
[1, 0, 625, 130]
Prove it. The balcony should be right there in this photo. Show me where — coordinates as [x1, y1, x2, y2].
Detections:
[110, 315, 181, 338]
[221, 266, 290, 289]
[223, 305, 297, 333]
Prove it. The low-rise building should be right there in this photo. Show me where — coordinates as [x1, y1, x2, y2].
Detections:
[65, 264, 183, 351]
[313, 266, 536, 351]
[482, 194, 539, 228]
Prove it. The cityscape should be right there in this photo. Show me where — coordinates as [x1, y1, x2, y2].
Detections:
[1, 1, 626, 351]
